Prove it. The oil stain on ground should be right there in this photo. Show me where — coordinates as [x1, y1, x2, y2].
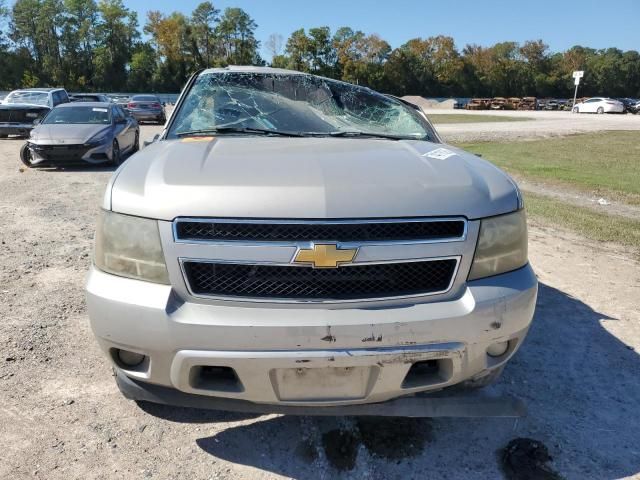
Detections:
[321, 418, 432, 471]
[357, 417, 432, 460]
[501, 438, 564, 480]
[321, 429, 360, 471]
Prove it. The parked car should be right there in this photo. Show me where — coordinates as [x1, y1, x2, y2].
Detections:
[21, 102, 139, 167]
[544, 99, 559, 110]
[506, 97, 521, 110]
[70, 93, 112, 103]
[85, 66, 537, 414]
[518, 97, 537, 110]
[109, 95, 130, 106]
[615, 98, 638, 113]
[629, 100, 640, 114]
[465, 98, 491, 110]
[126, 94, 166, 124]
[490, 97, 507, 110]
[572, 97, 624, 114]
[0, 88, 70, 138]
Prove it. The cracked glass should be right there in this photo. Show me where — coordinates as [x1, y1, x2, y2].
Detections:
[167, 72, 435, 141]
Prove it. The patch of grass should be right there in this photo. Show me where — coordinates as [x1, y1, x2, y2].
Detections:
[525, 192, 640, 252]
[456, 132, 640, 204]
[429, 114, 533, 124]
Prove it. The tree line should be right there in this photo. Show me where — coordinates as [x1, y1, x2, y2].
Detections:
[1, 0, 639, 98]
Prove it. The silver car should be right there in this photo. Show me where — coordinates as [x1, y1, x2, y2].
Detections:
[86, 66, 537, 414]
[126, 94, 166, 124]
[22, 102, 139, 167]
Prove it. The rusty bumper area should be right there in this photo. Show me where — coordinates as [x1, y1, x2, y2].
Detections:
[117, 369, 526, 417]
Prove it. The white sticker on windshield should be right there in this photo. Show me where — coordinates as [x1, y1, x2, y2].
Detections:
[422, 148, 457, 160]
[92, 108, 108, 112]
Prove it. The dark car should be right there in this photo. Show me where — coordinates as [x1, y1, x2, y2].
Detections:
[70, 93, 112, 103]
[544, 99, 559, 110]
[0, 88, 70, 138]
[615, 98, 638, 113]
[21, 102, 139, 167]
[126, 95, 166, 124]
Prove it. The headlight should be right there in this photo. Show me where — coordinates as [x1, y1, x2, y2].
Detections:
[468, 209, 528, 281]
[94, 210, 169, 284]
[85, 131, 110, 147]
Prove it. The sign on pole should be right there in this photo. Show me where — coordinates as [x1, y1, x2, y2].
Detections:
[571, 71, 584, 112]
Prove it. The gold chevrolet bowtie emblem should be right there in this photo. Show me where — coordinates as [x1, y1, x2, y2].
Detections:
[293, 243, 358, 268]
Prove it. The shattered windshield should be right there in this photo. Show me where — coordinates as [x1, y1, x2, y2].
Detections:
[168, 72, 433, 140]
[6, 91, 50, 106]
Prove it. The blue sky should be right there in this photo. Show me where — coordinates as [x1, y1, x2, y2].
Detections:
[124, 0, 640, 59]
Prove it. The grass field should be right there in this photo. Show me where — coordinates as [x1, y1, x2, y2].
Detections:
[457, 132, 640, 205]
[428, 114, 533, 124]
[525, 192, 640, 252]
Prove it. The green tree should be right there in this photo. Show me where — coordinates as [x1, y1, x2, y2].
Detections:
[215, 7, 261, 65]
[93, 0, 139, 91]
[191, 1, 219, 68]
[60, 0, 98, 89]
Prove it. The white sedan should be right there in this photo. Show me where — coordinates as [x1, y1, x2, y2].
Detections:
[573, 97, 624, 114]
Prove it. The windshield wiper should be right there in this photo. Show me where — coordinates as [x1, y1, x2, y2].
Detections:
[175, 127, 306, 137]
[312, 131, 423, 141]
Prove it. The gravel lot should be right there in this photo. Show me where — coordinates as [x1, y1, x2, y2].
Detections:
[428, 109, 640, 143]
[1, 123, 639, 479]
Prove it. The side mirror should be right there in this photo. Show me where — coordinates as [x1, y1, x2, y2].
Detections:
[143, 133, 160, 148]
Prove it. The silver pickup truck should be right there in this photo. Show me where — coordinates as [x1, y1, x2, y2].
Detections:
[86, 66, 537, 414]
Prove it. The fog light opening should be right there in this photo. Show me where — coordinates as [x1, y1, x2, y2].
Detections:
[116, 349, 146, 367]
[486, 341, 509, 358]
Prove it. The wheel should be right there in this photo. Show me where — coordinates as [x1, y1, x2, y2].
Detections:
[20, 143, 35, 167]
[111, 139, 121, 166]
[132, 131, 139, 153]
[573, 107, 579, 113]
[0, 134, 7, 139]
[597, 107, 604, 114]
[159, 116, 166, 125]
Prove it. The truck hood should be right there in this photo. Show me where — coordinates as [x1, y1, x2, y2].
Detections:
[108, 137, 519, 220]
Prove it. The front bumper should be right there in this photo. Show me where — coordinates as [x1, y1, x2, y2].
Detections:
[28, 141, 112, 165]
[0, 123, 34, 136]
[130, 110, 163, 121]
[86, 264, 537, 407]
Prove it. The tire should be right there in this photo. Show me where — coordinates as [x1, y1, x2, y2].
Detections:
[158, 115, 166, 125]
[573, 107, 579, 113]
[132, 131, 139, 153]
[0, 134, 7, 139]
[597, 107, 604, 114]
[111, 139, 121, 166]
[20, 143, 35, 167]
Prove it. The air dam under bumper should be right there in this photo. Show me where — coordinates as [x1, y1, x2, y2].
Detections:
[86, 263, 537, 408]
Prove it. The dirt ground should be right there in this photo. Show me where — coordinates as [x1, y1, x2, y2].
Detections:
[1, 124, 639, 480]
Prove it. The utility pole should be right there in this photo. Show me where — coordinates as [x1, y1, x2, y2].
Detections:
[572, 71, 584, 112]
